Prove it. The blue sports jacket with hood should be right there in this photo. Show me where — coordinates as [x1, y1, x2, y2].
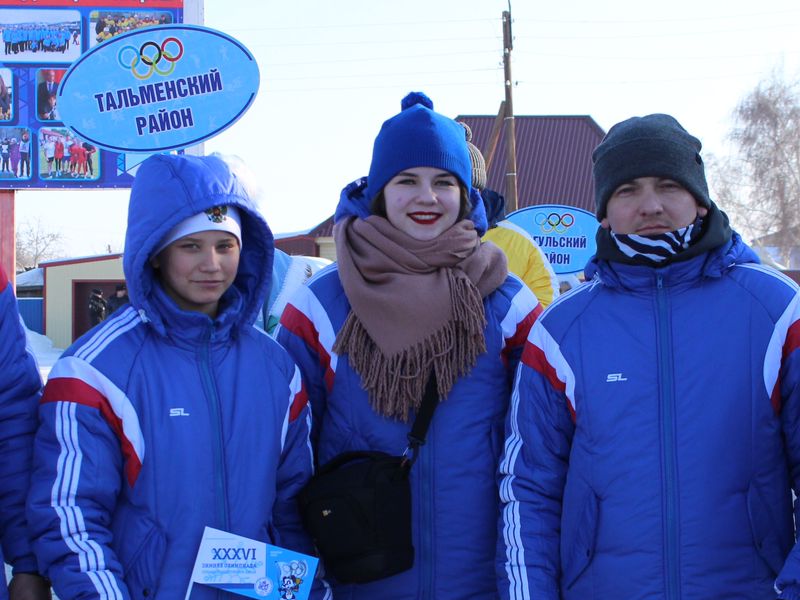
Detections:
[497, 228, 800, 600]
[278, 178, 541, 600]
[27, 155, 319, 600]
[0, 267, 42, 598]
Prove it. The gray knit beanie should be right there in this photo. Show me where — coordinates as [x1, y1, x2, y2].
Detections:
[460, 122, 487, 190]
[592, 114, 712, 219]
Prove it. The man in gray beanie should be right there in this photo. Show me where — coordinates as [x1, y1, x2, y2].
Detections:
[497, 113, 800, 600]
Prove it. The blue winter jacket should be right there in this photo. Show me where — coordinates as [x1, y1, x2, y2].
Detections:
[498, 233, 800, 599]
[27, 155, 318, 600]
[277, 178, 540, 600]
[0, 267, 42, 598]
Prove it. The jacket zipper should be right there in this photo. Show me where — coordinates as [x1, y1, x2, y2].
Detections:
[198, 326, 230, 531]
[656, 274, 680, 599]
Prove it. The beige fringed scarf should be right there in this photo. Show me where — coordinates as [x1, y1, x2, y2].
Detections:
[333, 216, 508, 420]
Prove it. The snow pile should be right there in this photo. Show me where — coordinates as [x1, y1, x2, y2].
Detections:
[25, 328, 63, 381]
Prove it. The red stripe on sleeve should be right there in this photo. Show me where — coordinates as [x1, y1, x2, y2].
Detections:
[521, 341, 576, 422]
[506, 304, 543, 350]
[281, 303, 335, 391]
[566, 400, 576, 422]
[42, 377, 143, 488]
[783, 320, 800, 361]
[774, 319, 800, 415]
[521, 343, 567, 394]
[289, 383, 309, 423]
[771, 380, 782, 416]
[0, 267, 8, 290]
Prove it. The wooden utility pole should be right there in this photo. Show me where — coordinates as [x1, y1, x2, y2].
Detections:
[483, 101, 506, 172]
[502, 9, 518, 212]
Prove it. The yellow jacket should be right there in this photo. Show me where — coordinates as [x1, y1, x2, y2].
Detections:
[483, 220, 560, 308]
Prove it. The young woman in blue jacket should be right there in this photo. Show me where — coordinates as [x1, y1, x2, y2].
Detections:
[278, 92, 540, 600]
[27, 154, 321, 600]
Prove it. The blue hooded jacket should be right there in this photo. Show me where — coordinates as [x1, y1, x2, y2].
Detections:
[27, 155, 318, 600]
[0, 267, 42, 598]
[498, 231, 800, 600]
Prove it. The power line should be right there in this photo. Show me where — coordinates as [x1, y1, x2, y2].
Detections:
[260, 67, 776, 94]
[516, 22, 800, 41]
[245, 34, 500, 49]
[224, 8, 799, 32]
[268, 66, 500, 83]
[515, 70, 780, 85]
[264, 80, 500, 93]
[520, 8, 800, 25]
[224, 17, 500, 33]
[515, 49, 800, 61]
[264, 48, 498, 68]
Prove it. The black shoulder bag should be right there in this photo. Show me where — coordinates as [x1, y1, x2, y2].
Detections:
[297, 372, 439, 584]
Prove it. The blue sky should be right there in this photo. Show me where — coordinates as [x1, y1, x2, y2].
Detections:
[15, 0, 800, 256]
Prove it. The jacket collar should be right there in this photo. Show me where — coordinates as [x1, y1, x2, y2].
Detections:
[594, 200, 732, 267]
[143, 279, 245, 348]
[586, 231, 760, 291]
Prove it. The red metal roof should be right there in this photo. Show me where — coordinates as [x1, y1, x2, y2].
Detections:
[41, 253, 124, 268]
[274, 217, 334, 256]
[456, 115, 606, 213]
[274, 236, 320, 257]
[309, 217, 334, 237]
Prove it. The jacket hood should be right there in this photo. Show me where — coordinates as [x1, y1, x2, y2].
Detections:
[480, 188, 506, 229]
[334, 176, 489, 236]
[123, 154, 273, 335]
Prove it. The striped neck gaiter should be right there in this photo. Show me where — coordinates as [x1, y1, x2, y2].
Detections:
[611, 216, 704, 265]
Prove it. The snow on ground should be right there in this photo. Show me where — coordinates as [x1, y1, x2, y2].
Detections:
[26, 327, 63, 382]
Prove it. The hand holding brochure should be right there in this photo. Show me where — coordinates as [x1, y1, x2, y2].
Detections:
[185, 526, 319, 599]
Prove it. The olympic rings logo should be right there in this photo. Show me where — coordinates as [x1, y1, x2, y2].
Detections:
[535, 212, 575, 234]
[118, 37, 184, 80]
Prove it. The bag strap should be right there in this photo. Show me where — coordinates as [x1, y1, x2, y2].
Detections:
[401, 371, 439, 468]
[315, 450, 395, 476]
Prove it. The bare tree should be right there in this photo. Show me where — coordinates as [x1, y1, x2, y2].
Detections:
[15, 218, 65, 271]
[708, 69, 800, 266]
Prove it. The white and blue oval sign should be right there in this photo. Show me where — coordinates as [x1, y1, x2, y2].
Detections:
[57, 24, 259, 153]
[506, 204, 599, 275]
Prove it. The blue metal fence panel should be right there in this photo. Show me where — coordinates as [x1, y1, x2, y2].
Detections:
[17, 297, 43, 334]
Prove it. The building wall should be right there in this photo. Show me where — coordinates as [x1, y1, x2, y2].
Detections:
[318, 237, 336, 262]
[45, 256, 124, 349]
[18, 298, 44, 334]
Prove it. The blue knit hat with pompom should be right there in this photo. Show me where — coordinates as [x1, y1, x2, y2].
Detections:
[366, 92, 472, 201]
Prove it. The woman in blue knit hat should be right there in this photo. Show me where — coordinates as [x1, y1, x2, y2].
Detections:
[278, 92, 541, 599]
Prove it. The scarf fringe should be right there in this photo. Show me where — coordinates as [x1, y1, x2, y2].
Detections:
[333, 270, 487, 421]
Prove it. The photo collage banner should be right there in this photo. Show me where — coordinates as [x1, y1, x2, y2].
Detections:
[0, 0, 184, 189]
